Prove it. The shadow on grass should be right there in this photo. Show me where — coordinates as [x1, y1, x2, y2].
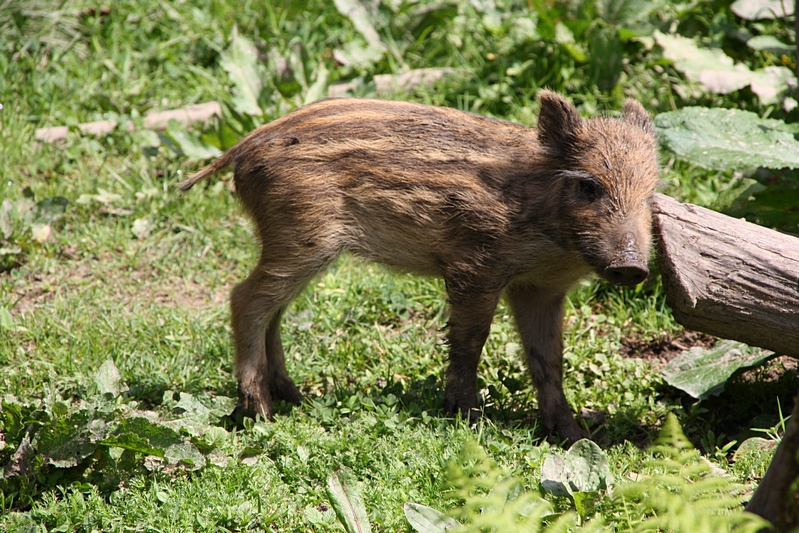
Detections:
[124, 354, 799, 457]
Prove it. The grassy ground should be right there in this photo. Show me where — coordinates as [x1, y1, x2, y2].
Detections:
[1, 0, 796, 531]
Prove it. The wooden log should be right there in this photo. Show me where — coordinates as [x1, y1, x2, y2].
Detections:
[745, 390, 799, 531]
[651, 193, 799, 358]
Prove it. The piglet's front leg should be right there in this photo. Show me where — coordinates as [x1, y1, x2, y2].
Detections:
[506, 284, 588, 445]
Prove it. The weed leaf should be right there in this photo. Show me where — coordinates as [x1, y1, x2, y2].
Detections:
[160, 391, 235, 436]
[31, 196, 68, 225]
[598, 0, 665, 30]
[654, 31, 795, 103]
[333, 0, 385, 51]
[0, 199, 12, 239]
[746, 35, 795, 53]
[37, 409, 112, 468]
[722, 187, 799, 232]
[541, 439, 610, 497]
[327, 470, 372, 533]
[92, 358, 125, 397]
[220, 27, 266, 116]
[731, 0, 794, 19]
[661, 340, 774, 399]
[655, 107, 799, 171]
[541, 453, 572, 497]
[403, 502, 459, 533]
[165, 125, 222, 161]
[564, 439, 611, 492]
[0, 307, 15, 331]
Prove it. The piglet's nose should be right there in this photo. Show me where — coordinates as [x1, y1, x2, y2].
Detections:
[604, 263, 649, 286]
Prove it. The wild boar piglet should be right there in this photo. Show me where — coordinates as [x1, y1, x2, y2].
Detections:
[180, 90, 660, 443]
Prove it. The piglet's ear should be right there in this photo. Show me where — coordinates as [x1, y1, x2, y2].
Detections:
[622, 99, 654, 135]
[537, 90, 582, 156]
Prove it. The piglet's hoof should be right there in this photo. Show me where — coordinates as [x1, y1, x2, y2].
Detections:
[444, 396, 482, 425]
[236, 381, 274, 421]
[269, 376, 303, 406]
[550, 418, 589, 446]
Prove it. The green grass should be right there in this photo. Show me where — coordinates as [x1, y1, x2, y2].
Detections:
[1, 0, 796, 530]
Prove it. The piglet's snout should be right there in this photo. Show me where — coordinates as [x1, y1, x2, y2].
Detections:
[604, 232, 649, 286]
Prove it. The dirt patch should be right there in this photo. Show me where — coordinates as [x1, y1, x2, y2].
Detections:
[620, 330, 717, 366]
[738, 355, 799, 383]
[5, 250, 236, 318]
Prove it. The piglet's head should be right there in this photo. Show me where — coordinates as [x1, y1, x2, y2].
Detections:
[537, 90, 660, 286]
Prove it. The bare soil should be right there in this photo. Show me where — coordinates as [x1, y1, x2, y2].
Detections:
[620, 329, 717, 366]
[6, 251, 235, 319]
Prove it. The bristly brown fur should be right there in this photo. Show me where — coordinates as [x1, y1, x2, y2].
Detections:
[180, 91, 660, 444]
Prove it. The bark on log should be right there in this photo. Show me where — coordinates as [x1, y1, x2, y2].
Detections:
[651, 193, 799, 358]
[745, 390, 799, 532]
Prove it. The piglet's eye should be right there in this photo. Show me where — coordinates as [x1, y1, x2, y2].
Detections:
[577, 177, 603, 202]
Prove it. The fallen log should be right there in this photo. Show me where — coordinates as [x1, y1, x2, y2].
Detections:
[651, 193, 799, 358]
[745, 390, 799, 532]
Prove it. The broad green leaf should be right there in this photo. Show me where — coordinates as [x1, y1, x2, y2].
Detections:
[334, 40, 385, 67]
[731, 0, 794, 19]
[38, 409, 112, 468]
[101, 432, 163, 456]
[0, 199, 12, 238]
[733, 437, 778, 461]
[327, 470, 372, 533]
[403, 502, 459, 533]
[723, 187, 799, 232]
[661, 340, 775, 399]
[163, 440, 206, 470]
[541, 439, 611, 507]
[220, 28, 265, 116]
[93, 358, 125, 397]
[165, 126, 222, 161]
[747, 35, 795, 54]
[31, 196, 68, 225]
[2, 425, 35, 478]
[747, 65, 796, 104]
[654, 107, 799, 171]
[471, 0, 502, 32]
[0, 306, 15, 331]
[598, 0, 665, 31]
[107, 416, 182, 453]
[333, 0, 385, 51]
[654, 31, 750, 93]
[304, 63, 329, 105]
[305, 505, 338, 527]
[555, 22, 587, 62]
[331, 0, 385, 67]
[572, 490, 599, 520]
[540, 453, 572, 497]
[160, 391, 235, 436]
[76, 188, 123, 205]
[30, 224, 50, 243]
[653, 31, 795, 103]
[131, 218, 151, 239]
[563, 439, 611, 493]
